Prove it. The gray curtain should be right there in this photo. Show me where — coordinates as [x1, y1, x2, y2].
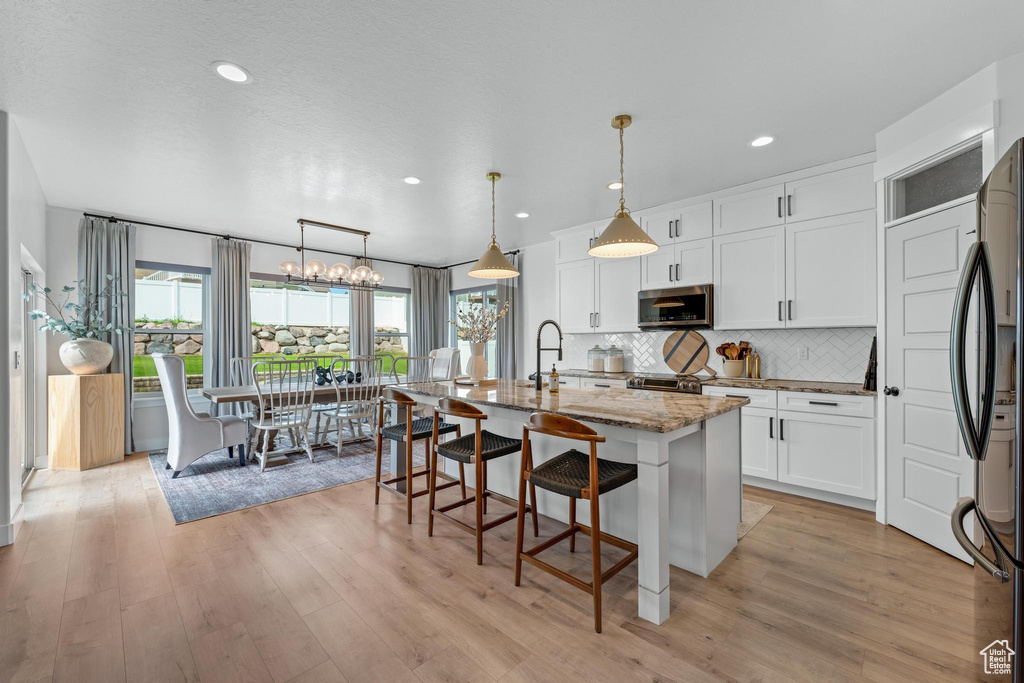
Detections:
[78, 217, 136, 453]
[410, 266, 451, 356]
[207, 238, 252, 415]
[496, 252, 520, 379]
[351, 257, 375, 357]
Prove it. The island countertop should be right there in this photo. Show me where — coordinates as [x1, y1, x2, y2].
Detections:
[397, 380, 748, 433]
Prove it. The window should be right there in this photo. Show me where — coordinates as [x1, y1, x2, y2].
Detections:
[888, 143, 983, 221]
[133, 263, 209, 394]
[374, 289, 410, 374]
[450, 286, 498, 378]
[249, 275, 352, 360]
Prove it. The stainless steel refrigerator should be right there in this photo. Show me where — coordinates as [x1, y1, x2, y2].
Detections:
[951, 139, 1023, 680]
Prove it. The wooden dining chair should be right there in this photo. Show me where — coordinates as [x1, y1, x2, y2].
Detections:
[428, 398, 537, 564]
[514, 412, 639, 633]
[375, 388, 463, 523]
[314, 356, 382, 456]
[251, 359, 317, 472]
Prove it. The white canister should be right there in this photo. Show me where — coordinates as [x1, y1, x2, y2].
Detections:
[587, 345, 607, 372]
[605, 345, 625, 373]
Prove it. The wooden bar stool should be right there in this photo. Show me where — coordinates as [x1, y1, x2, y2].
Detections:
[514, 412, 639, 633]
[375, 388, 464, 524]
[427, 398, 538, 565]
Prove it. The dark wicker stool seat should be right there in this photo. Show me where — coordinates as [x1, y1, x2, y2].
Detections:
[428, 398, 538, 565]
[529, 449, 637, 499]
[437, 430, 523, 464]
[514, 412, 639, 633]
[375, 388, 464, 524]
[382, 417, 457, 442]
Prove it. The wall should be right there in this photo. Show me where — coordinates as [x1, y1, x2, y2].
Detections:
[1, 113, 48, 545]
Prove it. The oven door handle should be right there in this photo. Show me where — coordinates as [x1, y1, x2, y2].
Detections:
[951, 497, 1011, 581]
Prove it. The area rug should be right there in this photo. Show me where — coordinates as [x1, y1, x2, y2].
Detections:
[149, 433, 426, 524]
[738, 500, 773, 539]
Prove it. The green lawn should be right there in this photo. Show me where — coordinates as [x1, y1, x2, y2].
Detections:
[133, 352, 408, 378]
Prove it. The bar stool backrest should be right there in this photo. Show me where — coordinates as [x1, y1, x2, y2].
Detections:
[524, 412, 606, 444]
[436, 397, 485, 420]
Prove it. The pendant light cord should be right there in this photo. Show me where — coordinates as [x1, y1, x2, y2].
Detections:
[491, 175, 498, 246]
[618, 124, 626, 215]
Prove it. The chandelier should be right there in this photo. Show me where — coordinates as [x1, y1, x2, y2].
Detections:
[278, 218, 384, 290]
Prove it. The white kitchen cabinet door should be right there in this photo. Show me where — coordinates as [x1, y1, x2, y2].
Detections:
[783, 164, 874, 224]
[713, 184, 785, 236]
[983, 429, 1015, 524]
[555, 260, 595, 333]
[785, 210, 876, 327]
[677, 202, 713, 242]
[641, 246, 677, 290]
[642, 209, 680, 247]
[740, 407, 778, 480]
[713, 226, 786, 329]
[555, 225, 597, 263]
[777, 410, 875, 499]
[594, 257, 640, 333]
[674, 238, 713, 286]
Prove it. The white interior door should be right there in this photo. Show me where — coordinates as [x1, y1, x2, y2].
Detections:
[885, 201, 977, 562]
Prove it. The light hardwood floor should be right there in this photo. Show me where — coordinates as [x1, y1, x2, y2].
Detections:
[0, 449, 980, 683]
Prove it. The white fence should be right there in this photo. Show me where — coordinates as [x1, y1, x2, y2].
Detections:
[135, 280, 408, 330]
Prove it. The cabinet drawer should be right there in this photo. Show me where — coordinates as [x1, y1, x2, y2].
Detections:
[777, 391, 875, 419]
[994, 403, 1015, 431]
[553, 376, 580, 389]
[580, 378, 628, 390]
[704, 386, 777, 409]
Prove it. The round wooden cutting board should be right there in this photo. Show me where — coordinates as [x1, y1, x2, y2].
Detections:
[662, 330, 717, 377]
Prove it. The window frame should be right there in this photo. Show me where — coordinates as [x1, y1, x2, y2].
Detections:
[449, 285, 499, 376]
[133, 261, 211, 396]
[373, 286, 411, 352]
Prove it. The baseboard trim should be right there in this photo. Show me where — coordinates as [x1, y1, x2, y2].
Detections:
[742, 476, 877, 512]
[1, 503, 25, 546]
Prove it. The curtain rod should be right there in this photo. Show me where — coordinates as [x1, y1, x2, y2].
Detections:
[83, 212, 518, 271]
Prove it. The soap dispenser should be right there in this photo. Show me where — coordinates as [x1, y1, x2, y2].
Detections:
[549, 365, 560, 393]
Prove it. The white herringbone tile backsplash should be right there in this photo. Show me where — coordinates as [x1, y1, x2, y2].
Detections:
[561, 328, 876, 383]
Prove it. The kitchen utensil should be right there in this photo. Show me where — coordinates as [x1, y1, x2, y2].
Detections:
[663, 330, 717, 377]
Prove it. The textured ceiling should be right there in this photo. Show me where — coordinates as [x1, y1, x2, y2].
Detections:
[3, 1, 1024, 265]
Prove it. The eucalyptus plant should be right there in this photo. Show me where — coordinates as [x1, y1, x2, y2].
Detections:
[23, 276, 129, 340]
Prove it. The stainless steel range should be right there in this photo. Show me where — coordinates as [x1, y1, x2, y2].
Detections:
[625, 373, 703, 394]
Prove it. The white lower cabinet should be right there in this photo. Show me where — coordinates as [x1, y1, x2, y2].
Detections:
[552, 376, 580, 389]
[739, 407, 777, 479]
[580, 377, 628, 390]
[776, 409, 875, 499]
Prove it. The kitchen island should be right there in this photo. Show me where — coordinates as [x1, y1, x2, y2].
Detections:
[393, 379, 747, 625]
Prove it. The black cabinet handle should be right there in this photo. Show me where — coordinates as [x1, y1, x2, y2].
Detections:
[668, 221, 673, 241]
[788, 299, 793, 320]
[769, 417, 774, 439]
[594, 383, 610, 388]
[675, 263, 680, 281]
[787, 194, 793, 216]
[668, 264, 674, 282]
[726, 394, 746, 398]
[778, 300, 783, 321]
[675, 219, 681, 238]
[777, 196, 782, 218]
[779, 419, 785, 441]
[809, 400, 838, 407]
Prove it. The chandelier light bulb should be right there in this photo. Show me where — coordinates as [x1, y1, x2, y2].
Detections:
[370, 270, 384, 283]
[278, 260, 300, 276]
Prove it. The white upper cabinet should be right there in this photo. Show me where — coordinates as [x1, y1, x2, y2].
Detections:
[784, 164, 874, 224]
[642, 202, 713, 246]
[595, 257, 640, 333]
[555, 223, 598, 263]
[714, 226, 787, 329]
[641, 238, 713, 290]
[555, 260, 595, 333]
[785, 210, 877, 327]
[713, 184, 785, 236]
[642, 209, 682, 247]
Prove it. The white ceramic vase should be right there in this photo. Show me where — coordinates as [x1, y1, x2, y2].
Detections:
[59, 338, 113, 375]
[466, 342, 488, 381]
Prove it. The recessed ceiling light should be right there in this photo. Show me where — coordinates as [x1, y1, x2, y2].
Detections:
[515, 212, 529, 218]
[403, 176, 422, 185]
[748, 136, 774, 147]
[607, 181, 623, 190]
[212, 61, 252, 84]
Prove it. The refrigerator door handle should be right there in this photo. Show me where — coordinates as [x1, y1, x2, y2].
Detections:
[950, 240, 998, 461]
[951, 497, 1011, 581]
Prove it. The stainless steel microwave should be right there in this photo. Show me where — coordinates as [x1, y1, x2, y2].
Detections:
[637, 285, 713, 329]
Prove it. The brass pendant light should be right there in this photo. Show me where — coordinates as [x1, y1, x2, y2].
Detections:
[589, 114, 658, 258]
[469, 171, 520, 279]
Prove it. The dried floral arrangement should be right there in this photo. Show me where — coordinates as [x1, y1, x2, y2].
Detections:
[450, 300, 510, 343]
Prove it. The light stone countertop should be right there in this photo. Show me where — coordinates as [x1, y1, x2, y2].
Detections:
[398, 380, 748, 433]
[703, 378, 876, 396]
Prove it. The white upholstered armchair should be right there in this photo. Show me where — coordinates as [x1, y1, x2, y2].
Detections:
[154, 354, 248, 478]
[429, 347, 461, 380]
